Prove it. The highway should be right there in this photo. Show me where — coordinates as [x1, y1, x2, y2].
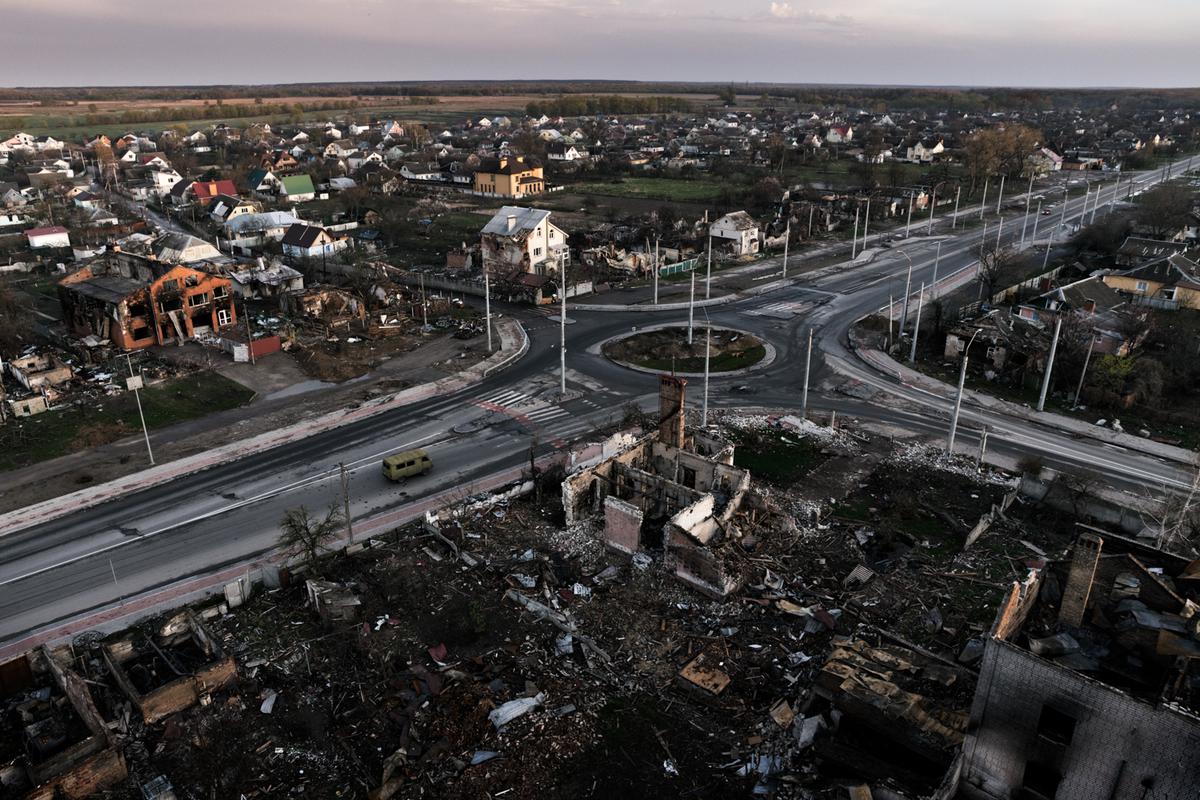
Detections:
[0, 156, 1194, 649]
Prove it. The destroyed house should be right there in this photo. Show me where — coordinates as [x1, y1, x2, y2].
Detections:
[959, 530, 1200, 800]
[102, 610, 236, 725]
[0, 646, 128, 799]
[58, 251, 236, 350]
[562, 376, 753, 597]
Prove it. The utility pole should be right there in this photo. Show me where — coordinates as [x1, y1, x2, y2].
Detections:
[1081, 186, 1090, 228]
[931, 241, 942, 290]
[243, 298, 255, 365]
[125, 354, 154, 465]
[946, 331, 978, 456]
[996, 174, 1005, 214]
[1090, 182, 1100, 224]
[1042, 237, 1053, 270]
[899, 255, 913, 337]
[926, 186, 937, 234]
[1072, 334, 1096, 407]
[483, 268, 493, 352]
[951, 185, 961, 229]
[687, 272, 695, 345]
[782, 221, 790, 279]
[705, 233, 713, 300]
[801, 328, 813, 419]
[863, 198, 870, 250]
[419, 273, 428, 328]
[851, 204, 860, 260]
[560, 264, 567, 397]
[1031, 200, 1042, 243]
[702, 324, 711, 426]
[887, 293, 894, 351]
[996, 216, 1004, 250]
[1020, 173, 1034, 246]
[980, 220, 988, 260]
[1036, 315, 1064, 412]
[905, 196, 913, 237]
[979, 176, 989, 220]
[340, 462, 353, 544]
[1057, 190, 1068, 238]
[653, 237, 660, 305]
[807, 205, 814, 239]
[977, 427, 989, 471]
[909, 282, 925, 363]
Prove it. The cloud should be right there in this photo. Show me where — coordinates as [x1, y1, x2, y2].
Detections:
[767, 2, 851, 26]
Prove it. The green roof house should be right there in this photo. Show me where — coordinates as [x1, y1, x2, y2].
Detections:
[278, 174, 316, 202]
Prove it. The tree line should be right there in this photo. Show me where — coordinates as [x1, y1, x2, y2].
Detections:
[525, 95, 693, 117]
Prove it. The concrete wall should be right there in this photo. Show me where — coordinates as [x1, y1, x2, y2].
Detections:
[960, 639, 1200, 800]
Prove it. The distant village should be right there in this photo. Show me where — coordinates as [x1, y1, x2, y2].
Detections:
[0, 99, 1198, 425]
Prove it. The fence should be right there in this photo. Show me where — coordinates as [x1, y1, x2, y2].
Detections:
[657, 256, 700, 277]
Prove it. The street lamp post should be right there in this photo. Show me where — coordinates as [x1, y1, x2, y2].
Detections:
[851, 204, 860, 260]
[802, 328, 813, 419]
[947, 329, 981, 456]
[899, 252, 913, 337]
[1037, 315, 1064, 412]
[951, 185, 961, 229]
[909, 281, 925, 363]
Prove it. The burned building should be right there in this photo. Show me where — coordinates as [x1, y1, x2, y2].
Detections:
[562, 376, 754, 597]
[101, 610, 237, 725]
[959, 529, 1200, 800]
[0, 647, 127, 799]
[58, 251, 236, 350]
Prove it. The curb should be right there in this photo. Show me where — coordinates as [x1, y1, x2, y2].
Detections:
[593, 322, 777, 378]
[0, 318, 531, 537]
[0, 453, 564, 660]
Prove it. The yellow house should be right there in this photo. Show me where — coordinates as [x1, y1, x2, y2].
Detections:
[472, 156, 545, 198]
[1102, 253, 1200, 309]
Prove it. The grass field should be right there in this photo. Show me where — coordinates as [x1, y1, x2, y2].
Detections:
[0, 371, 255, 472]
[574, 177, 727, 203]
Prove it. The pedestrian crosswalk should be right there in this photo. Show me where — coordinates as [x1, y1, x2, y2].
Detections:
[476, 388, 535, 408]
[472, 385, 608, 446]
[745, 300, 813, 318]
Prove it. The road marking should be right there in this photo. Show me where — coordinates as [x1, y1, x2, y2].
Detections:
[0, 432, 450, 588]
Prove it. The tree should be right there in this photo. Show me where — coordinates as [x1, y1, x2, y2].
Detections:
[278, 504, 344, 568]
[976, 244, 1020, 302]
[1135, 184, 1192, 239]
[0, 278, 33, 358]
[717, 86, 737, 105]
[962, 124, 1042, 192]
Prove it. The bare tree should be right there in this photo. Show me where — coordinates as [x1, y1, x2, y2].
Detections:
[278, 504, 345, 568]
[1141, 458, 1200, 558]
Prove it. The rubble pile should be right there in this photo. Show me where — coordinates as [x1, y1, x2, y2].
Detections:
[0, 415, 1113, 798]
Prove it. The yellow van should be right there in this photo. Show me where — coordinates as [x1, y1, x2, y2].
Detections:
[382, 448, 433, 481]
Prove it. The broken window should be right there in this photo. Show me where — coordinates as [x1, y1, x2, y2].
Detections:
[1021, 760, 1062, 800]
[213, 284, 228, 298]
[681, 466, 697, 489]
[1036, 704, 1076, 746]
[131, 326, 151, 341]
[188, 293, 208, 307]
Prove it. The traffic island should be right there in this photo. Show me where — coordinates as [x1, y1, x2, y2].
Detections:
[601, 325, 771, 377]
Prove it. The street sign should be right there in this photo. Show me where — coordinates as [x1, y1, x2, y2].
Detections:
[125, 375, 144, 391]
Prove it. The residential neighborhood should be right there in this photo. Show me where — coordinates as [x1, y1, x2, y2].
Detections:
[2, 73, 1200, 800]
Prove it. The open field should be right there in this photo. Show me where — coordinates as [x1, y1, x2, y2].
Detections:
[0, 371, 255, 472]
[0, 92, 724, 139]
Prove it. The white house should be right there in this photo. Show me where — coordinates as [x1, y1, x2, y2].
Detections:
[281, 223, 350, 260]
[825, 125, 854, 144]
[547, 142, 582, 162]
[480, 206, 570, 275]
[710, 211, 760, 256]
[1027, 147, 1064, 173]
[25, 226, 71, 249]
[906, 139, 945, 163]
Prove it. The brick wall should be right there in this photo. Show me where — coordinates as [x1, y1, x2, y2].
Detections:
[960, 639, 1200, 800]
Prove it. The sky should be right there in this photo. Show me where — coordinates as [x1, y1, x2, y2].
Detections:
[1, 0, 1198, 88]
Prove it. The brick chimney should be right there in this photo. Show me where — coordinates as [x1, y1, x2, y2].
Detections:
[658, 375, 687, 448]
[1058, 533, 1103, 628]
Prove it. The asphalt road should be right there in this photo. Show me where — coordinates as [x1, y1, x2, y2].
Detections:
[1, 156, 1194, 647]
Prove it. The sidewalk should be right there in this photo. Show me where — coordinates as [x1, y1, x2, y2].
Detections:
[854, 346, 1197, 466]
[0, 318, 529, 534]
